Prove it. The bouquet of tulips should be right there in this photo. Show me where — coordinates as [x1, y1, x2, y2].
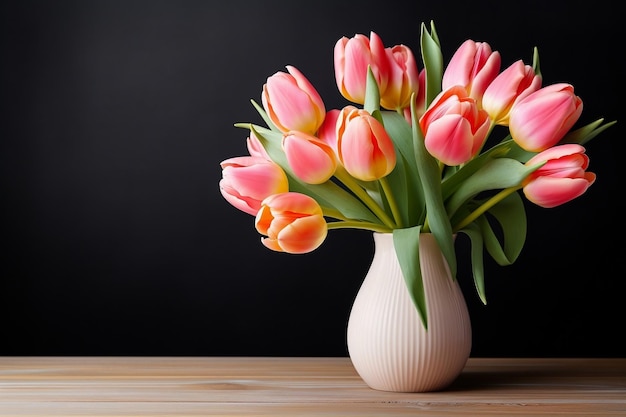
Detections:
[219, 21, 615, 327]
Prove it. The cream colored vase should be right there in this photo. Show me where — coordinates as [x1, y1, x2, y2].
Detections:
[347, 232, 472, 392]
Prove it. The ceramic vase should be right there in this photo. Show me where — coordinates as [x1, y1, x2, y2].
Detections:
[347, 232, 472, 392]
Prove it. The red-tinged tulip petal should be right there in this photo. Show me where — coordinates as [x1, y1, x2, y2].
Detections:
[262, 66, 325, 134]
[509, 83, 583, 152]
[219, 156, 289, 216]
[282, 131, 337, 184]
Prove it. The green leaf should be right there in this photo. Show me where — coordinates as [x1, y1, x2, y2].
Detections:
[243, 124, 381, 223]
[410, 97, 456, 278]
[559, 118, 617, 146]
[380, 110, 425, 226]
[393, 226, 428, 329]
[458, 224, 487, 304]
[420, 21, 444, 108]
[250, 99, 280, 132]
[479, 191, 527, 266]
[364, 67, 381, 116]
[446, 158, 540, 218]
[441, 139, 515, 200]
[532, 47, 541, 77]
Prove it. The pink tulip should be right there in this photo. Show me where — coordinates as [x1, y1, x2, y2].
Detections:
[419, 86, 490, 166]
[523, 144, 596, 208]
[336, 106, 397, 181]
[282, 131, 337, 184]
[482, 60, 542, 125]
[246, 130, 270, 160]
[379, 44, 420, 111]
[317, 108, 341, 155]
[442, 39, 501, 108]
[334, 31, 390, 105]
[509, 83, 583, 152]
[219, 156, 289, 216]
[255, 192, 328, 254]
[403, 68, 426, 124]
[262, 65, 326, 134]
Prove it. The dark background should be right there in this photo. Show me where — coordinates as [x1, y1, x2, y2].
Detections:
[1, 0, 623, 357]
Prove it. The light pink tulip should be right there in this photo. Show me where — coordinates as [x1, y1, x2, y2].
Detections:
[262, 65, 326, 134]
[336, 106, 396, 181]
[379, 44, 420, 111]
[523, 144, 596, 208]
[255, 192, 328, 254]
[419, 86, 490, 166]
[334, 31, 390, 105]
[509, 83, 583, 152]
[246, 130, 270, 160]
[282, 131, 337, 184]
[219, 156, 289, 216]
[482, 60, 542, 125]
[442, 39, 501, 108]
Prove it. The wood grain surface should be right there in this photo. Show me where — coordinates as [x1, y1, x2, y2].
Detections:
[0, 357, 624, 416]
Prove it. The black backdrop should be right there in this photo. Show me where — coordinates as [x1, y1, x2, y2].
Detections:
[1, 0, 624, 357]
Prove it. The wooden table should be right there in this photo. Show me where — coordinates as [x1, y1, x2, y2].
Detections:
[0, 357, 624, 416]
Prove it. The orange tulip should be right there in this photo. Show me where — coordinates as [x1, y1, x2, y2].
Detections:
[255, 192, 328, 254]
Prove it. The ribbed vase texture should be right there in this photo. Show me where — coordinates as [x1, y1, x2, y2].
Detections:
[347, 232, 472, 392]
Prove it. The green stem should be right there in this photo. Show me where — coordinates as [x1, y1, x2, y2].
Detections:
[326, 220, 392, 233]
[378, 176, 403, 228]
[453, 186, 521, 232]
[333, 166, 397, 229]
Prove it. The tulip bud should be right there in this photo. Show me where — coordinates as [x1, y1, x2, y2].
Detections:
[262, 65, 326, 134]
[336, 106, 397, 181]
[379, 44, 420, 111]
[255, 192, 328, 254]
[282, 131, 337, 184]
[482, 60, 542, 126]
[442, 39, 501, 108]
[219, 156, 289, 216]
[509, 83, 583, 152]
[334, 31, 390, 105]
[419, 86, 490, 166]
[523, 144, 595, 208]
